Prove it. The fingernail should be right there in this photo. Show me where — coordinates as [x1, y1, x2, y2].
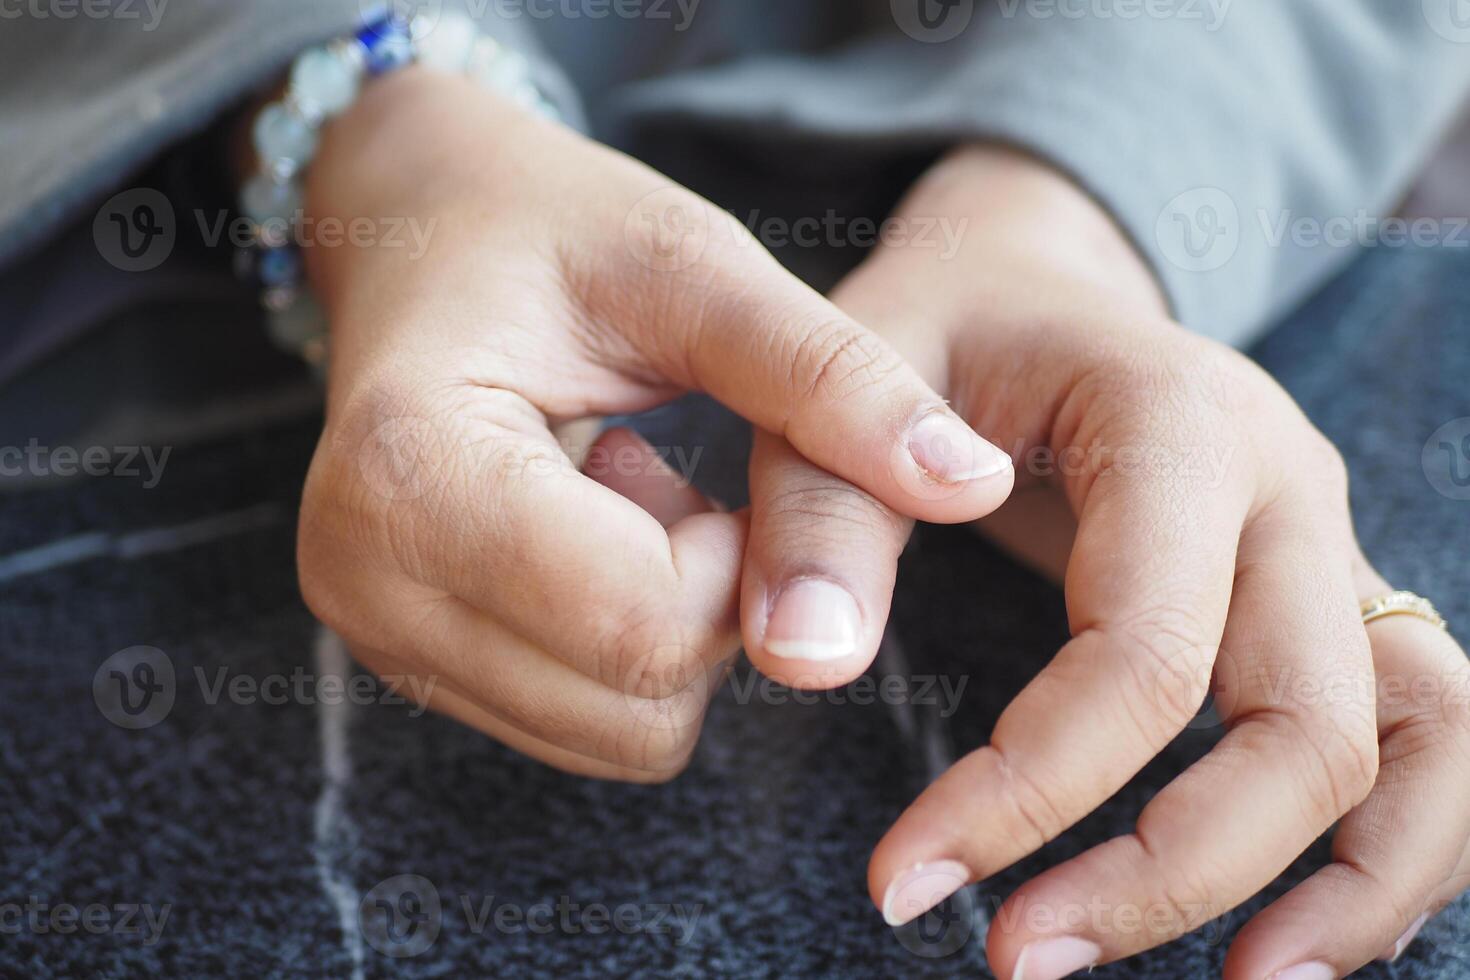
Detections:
[880, 860, 971, 927]
[907, 412, 1012, 484]
[1012, 936, 1103, 980]
[1380, 913, 1428, 962]
[1270, 963, 1335, 980]
[763, 579, 861, 662]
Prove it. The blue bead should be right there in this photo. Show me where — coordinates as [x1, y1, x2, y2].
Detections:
[357, 13, 414, 75]
[257, 246, 303, 288]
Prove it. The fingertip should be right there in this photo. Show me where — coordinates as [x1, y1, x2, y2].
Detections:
[741, 574, 882, 690]
[884, 416, 1016, 524]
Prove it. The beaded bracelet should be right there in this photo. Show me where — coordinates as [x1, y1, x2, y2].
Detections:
[236, 8, 560, 366]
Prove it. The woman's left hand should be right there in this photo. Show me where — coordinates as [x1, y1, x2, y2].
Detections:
[738, 145, 1470, 978]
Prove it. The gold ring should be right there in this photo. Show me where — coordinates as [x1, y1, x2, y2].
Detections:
[1360, 590, 1449, 631]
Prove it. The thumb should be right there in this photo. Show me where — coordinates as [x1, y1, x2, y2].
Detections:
[623, 195, 1014, 526]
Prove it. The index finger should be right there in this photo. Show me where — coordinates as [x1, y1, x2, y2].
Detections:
[870, 432, 1250, 925]
[612, 191, 1015, 525]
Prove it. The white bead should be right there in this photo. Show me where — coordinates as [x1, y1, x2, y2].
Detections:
[240, 174, 303, 226]
[469, 41, 530, 92]
[290, 45, 362, 119]
[415, 12, 478, 72]
[506, 80, 540, 109]
[253, 103, 318, 176]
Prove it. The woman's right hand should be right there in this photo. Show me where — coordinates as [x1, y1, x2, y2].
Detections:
[293, 68, 1015, 781]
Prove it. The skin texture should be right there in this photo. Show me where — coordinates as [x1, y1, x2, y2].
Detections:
[295, 68, 1013, 783]
[743, 146, 1470, 979]
[293, 68, 1470, 977]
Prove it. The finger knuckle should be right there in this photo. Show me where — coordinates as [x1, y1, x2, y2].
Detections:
[762, 481, 906, 550]
[605, 704, 701, 774]
[297, 463, 375, 635]
[1102, 613, 1216, 740]
[789, 319, 904, 406]
[988, 745, 1069, 852]
[600, 604, 708, 701]
[1280, 431, 1350, 507]
[1292, 705, 1381, 817]
[1128, 828, 1223, 937]
[1075, 337, 1259, 450]
[1146, 854, 1223, 937]
[1387, 674, 1470, 769]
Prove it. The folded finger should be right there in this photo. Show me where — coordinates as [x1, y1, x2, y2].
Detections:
[983, 504, 1378, 978]
[333, 573, 727, 774]
[349, 640, 696, 783]
[869, 454, 1249, 926]
[1223, 564, 1470, 979]
[330, 394, 745, 696]
[741, 430, 912, 689]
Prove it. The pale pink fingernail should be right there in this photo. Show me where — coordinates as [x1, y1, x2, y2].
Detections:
[1380, 913, 1428, 962]
[764, 579, 861, 662]
[1270, 963, 1335, 980]
[907, 413, 1012, 484]
[1013, 936, 1103, 980]
[881, 860, 971, 927]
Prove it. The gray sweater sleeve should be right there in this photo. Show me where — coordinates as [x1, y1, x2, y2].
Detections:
[941, 0, 1470, 343]
[617, 0, 1470, 346]
[0, 0, 583, 270]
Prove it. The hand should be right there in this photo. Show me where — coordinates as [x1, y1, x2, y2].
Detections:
[292, 69, 1015, 782]
[744, 145, 1470, 976]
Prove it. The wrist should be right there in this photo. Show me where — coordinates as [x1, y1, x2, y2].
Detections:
[919, 145, 1166, 310]
[231, 10, 566, 367]
[860, 144, 1170, 332]
[303, 66, 551, 310]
